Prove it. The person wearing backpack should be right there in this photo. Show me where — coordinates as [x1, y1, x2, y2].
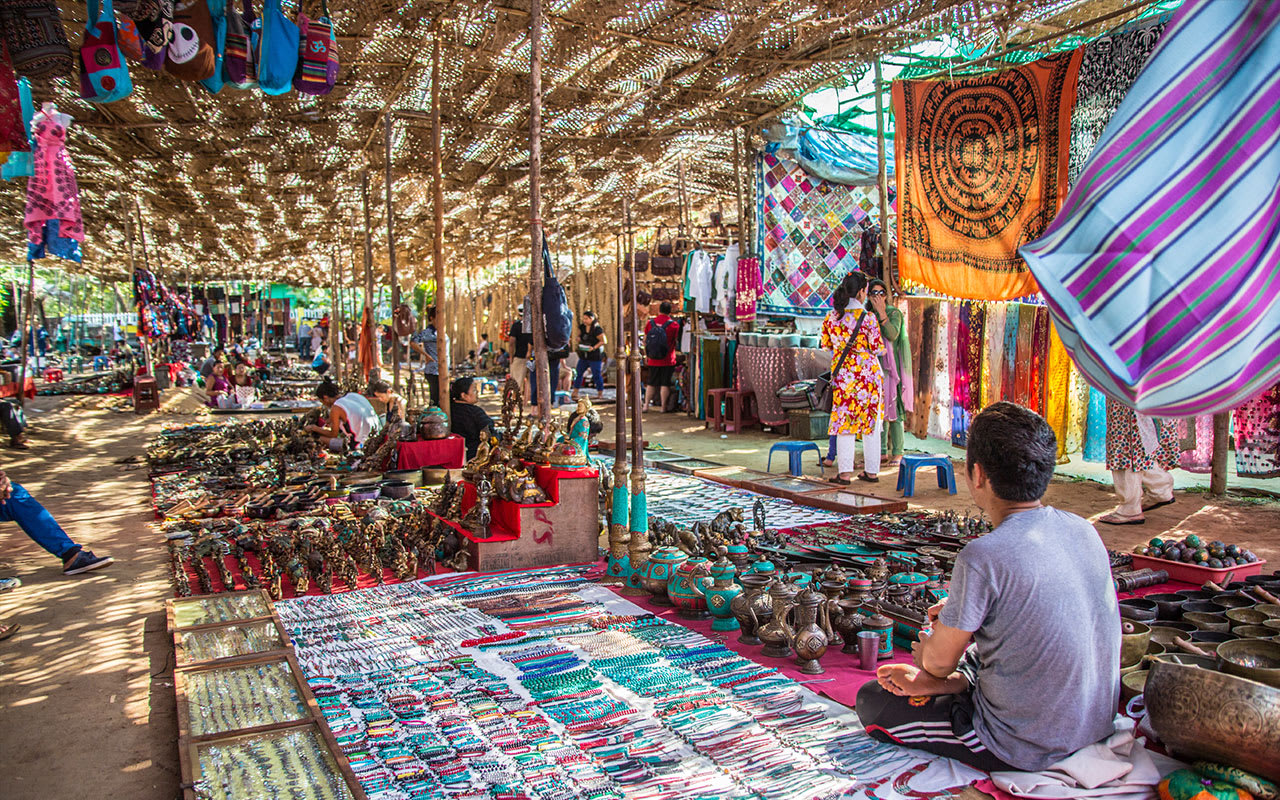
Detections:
[643, 301, 681, 413]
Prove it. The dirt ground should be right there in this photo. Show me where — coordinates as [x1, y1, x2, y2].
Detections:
[0, 391, 1275, 800]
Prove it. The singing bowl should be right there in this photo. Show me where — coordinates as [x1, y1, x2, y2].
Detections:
[1119, 598, 1159, 622]
[1151, 652, 1219, 670]
[1255, 604, 1280, 619]
[1226, 607, 1270, 629]
[1144, 659, 1280, 781]
[1176, 589, 1218, 602]
[1121, 621, 1152, 667]
[1232, 625, 1279, 640]
[1120, 670, 1149, 704]
[1216, 639, 1280, 689]
[1146, 593, 1187, 620]
[1213, 593, 1257, 611]
[1184, 611, 1230, 632]
[1182, 600, 1223, 615]
[1150, 624, 1198, 648]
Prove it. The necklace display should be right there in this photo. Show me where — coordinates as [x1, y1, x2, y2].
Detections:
[185, 659, 311, 737]
[276, 571, 877, 800]
[196, 726, 355, 800]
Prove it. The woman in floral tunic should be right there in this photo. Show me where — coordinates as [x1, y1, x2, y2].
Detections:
[1100, 397, 1178, 524]
[821, 271, 886, 484]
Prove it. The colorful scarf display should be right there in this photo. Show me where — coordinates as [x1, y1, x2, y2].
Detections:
[1235, 382, 1280, 479]
[928, 302, 953, 440]
[1178, 415, 1214, 474]
[1083, 387, 1108, 463]
[1022, 0, 1280, 416]
[735, 255, 761, 322]
[1030, 307, 1051, 417]
[1045, 325, 1073, 457]
[906, 298, 936, 439]
[893, 51, 1082, 300]
[1001, 303, 1021, 403]
[982, 303, 1007, 407]
[951, 302, 974, 446]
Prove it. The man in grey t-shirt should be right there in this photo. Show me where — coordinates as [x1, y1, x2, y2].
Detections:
[856, 402, 1120, 772]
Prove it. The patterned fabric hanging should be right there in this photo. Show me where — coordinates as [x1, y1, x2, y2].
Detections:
[906, 298, 935, 439]
[928, 302, 953, 440]
[735, 256, 761, 322]
[1065, 363, 1092, 455]
[951, 302, 973, 446]
[1030, 306, 1051, 417]
[1178, 415, 1214, 473]
[893, 52, 1082, 300]
[983, 303, 1007, 408]
[1235, 382, 1280, 479]
[1001, 303, 1020, 403]
[1083, 387, 1108, 463]
[1022, 0, 1280, 416]
[1045, 324, 1074, 457]
[1013, 306, 1036, 409]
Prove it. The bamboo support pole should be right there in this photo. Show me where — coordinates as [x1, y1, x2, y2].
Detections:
[385, 113, 401, 392]
[529, 0, 550, 419]
[432, 28, 450, 417]
[16, 259, 33, 408]
[1210, 413, 1230, 497]
[874, 59, 894, 286]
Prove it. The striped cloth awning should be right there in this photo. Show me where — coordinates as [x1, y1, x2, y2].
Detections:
[1021, 0, 1280, 417]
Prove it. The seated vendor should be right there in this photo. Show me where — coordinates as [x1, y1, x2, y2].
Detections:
[366, 379, 407, 425]
[206, 363, 232, 409]
[449, 376, 494, 460]
[306, 379, 383, 452]
[856, 402, 1119, 773]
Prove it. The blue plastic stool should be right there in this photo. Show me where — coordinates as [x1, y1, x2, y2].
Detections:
[93, 355, 110, 372]
[553, 390, 573, 406]
[766, 441, 821, 477]
[896, 454, 957, 497]
[479, 378, 499, 395]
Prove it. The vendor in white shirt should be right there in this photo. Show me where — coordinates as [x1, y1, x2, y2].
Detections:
[306, 379, 383, 452]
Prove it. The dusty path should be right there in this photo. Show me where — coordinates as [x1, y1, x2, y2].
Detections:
[0, 394, 1274, 800]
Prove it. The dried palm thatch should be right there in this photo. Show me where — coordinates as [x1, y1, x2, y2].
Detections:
[3, 0, 1162, 287]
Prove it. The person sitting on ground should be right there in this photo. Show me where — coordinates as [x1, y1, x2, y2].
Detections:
[1, 399, 30, 450]
[312, 344, 331, 375]
[199, 347, 225, 380]
[306, 379, 383, 452]
[367, 379, 407, 425]
[856, 402, 1119, 772]
[0, 468, 112, 577]
[449, 376, 495, 460]
[206, 363, 232, 409]
[231, 364, 257, 407]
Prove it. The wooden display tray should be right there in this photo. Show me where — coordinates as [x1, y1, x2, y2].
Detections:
[692, 465, 774, 490]
[174, 652, 315, 742]
[745, 474, 837, 499]
[656, 457, 727, 475]
[168, 589, 275, 632]
[172, 615, 293, 669]
[179, 721, 368, 800]
[794, 488, 909, 515]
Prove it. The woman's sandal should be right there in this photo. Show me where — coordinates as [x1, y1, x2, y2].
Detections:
[857, 472, 879, 483]
[0, 623, 19, 641]
[830, 475, 853, 486]
[1099, 512, 1145, 525]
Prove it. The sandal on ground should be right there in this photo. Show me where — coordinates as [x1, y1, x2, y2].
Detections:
[1142, 497, 1175, 512]
[0, 623, 19, 641]
[1099, 512, 1145, 525]
[830, 475, 853, 486]
[857, 472, 879, 483]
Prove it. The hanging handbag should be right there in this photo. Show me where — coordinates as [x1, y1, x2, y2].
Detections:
[199, 0, 226, 93]
[80, 0, 133, 103]
[256, 0, 297, 95]
[129, 0, 172, 71]
[0, 0, 73, 78]
[541, 237, 572, 351]
[625, 250, 648, 272]
[222, 0, 254, 87]
[165, 0, 215, 80]
[813, 309, 867, 413]
[0, 42, 28, 153]
[293, 0, 334, 95]
[1, 73, 33, 180]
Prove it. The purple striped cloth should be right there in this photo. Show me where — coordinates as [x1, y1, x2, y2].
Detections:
[1021, 0, 1280, 417]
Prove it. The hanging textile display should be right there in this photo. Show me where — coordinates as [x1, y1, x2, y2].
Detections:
[893, 51, 1082, 300]
[1045, 325, 1074, 457]
[906, 298, 934, 439]
[0, 42, 29, 154]
[1067, 17, 1169, 187]
[1030, 306, 1051, 417]
[1012, 306, 1036, 409]
[24, 104, 83, 262]
[951, 302, 983, 446]
[1235, 382, 1280, 479]
[983, 302, 1007, 407]
[1000, 303, 1020, 403]
[1083, 387, 1108, 463]
[735, 255, 761, 322]
[1065, 365, 1091, 456]
[1021, 0, 1280, 417]
[757, 153, 891, 317]
[928, 302, 952, 440]
[1178, 415, 1214, 473]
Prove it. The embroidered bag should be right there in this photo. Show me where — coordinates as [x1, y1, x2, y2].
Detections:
[0, 0, 74, 78]
[116, 12, 143, 61]
[293, 0, 333, 95]
[199, 0, 226, 93]
[80, 0, 133, 103]
[256, 0, 297, 95]
[165, 0, 215, 80]
[0, 41, 29, 153]
[129, 0, 171, 70]
[221, 0, 254, 87]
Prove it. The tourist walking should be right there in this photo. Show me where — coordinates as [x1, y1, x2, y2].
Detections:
[1100, 398, 1178, 525]
[573, 310, 607, 399]
[409, 307, 440, 407]
[869, 279, 912, 467]
[507, 306, 532, 402]
[821, 271, 885, 484]
[0, 469, 112, 576]
[643, 302, 681, 412]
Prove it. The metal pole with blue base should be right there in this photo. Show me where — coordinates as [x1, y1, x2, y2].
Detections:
[603, 234, 632, 586]
[622, 198, 651, 596]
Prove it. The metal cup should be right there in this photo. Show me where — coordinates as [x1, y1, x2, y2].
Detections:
[857, 631, 880, 671]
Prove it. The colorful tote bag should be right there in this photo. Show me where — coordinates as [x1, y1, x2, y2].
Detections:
[256, 0, 297, 95]
[222, 0, 255, 87]
[0, 41, 29, 153]
[0, 0, 74, 78]
[165, 0, 216, 80]
[293, 0, 334, 95]
[80, 0, 133, 103]
[129, 0, 172, 70]
[199, 0, 226, 93]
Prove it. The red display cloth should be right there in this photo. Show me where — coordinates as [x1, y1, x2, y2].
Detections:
[397, 436, 466, 470]
[604, 583, 912, 709]
[0, 377, 36, 399]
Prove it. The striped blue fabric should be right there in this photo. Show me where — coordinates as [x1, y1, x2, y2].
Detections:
[1021, 0, 1280, 416]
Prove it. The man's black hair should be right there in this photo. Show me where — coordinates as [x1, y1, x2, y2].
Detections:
[966, 401, 1057, 502]
[659, 301, 673, 314]
[315, 380, 341, 400]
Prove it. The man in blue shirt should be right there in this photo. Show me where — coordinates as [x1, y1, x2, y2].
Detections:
[410, 306, 439, 406]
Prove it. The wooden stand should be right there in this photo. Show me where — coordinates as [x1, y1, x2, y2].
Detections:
[453, 464, 601, 572]
[134, 375, 160, 414]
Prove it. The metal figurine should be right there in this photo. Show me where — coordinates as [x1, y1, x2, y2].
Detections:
[605, 234, 632, 586]
[623, 198, 652, 596]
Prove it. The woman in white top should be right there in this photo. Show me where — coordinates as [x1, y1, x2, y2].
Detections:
[306, 380, 383, 451]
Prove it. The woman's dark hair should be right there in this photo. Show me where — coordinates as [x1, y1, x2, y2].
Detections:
[832, 271, 869, 319]
[966, 402, 1058, 502]
[450, 376, 475, 402]
[315, 380, 341, 400]
[367, 379, 391, 396]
